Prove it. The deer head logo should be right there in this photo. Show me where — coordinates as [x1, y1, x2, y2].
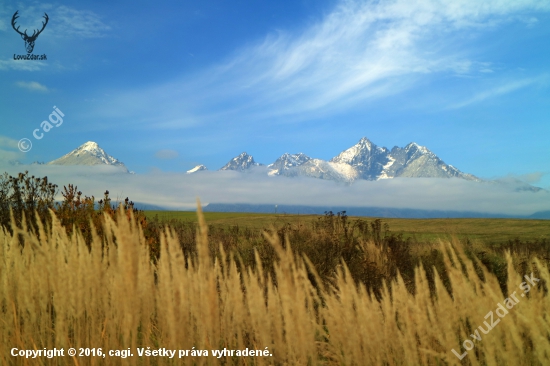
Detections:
[12, 11, 49, 54]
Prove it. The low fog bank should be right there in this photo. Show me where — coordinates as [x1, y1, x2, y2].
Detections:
[1, 164, 549, 216]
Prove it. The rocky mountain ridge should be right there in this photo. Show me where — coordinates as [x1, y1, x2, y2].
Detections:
[219, 152, 263, 171]
[43, 140, 543, 192]
[205, 137, 480, 183]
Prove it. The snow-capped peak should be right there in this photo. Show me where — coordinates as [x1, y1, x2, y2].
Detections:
[220, 152, 262, 171]
[357, 137, 373, 150]
[67, 141, 120, 164]
[406, 142, 431, 155]
[79, 141, 101, 153]
[268, 152, 311, 168]
[331, 137, 381, 164]
[187, 164, 208, 174]
[47, 141, 128, 171]
[267, 152, 311, 176]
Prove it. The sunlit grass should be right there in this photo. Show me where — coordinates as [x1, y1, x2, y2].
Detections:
[2, 206, 550, 365]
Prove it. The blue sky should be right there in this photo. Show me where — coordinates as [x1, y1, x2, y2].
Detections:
[1, 0, 549, 211]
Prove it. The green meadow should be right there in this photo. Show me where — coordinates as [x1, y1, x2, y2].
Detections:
[144, 210, 550, 244]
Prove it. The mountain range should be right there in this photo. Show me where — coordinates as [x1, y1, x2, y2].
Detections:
[47, 138, 477, 183]
[188, 137, 479, 183]
[44, 139, 541, 193]
[30, 140, 546, 218]
[46, 138, 478, 183]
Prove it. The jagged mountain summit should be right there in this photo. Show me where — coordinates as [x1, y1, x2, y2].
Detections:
[325, 138, 479, 181]
[268, 153, 357, 181]
[187, 165, 208, 174]
[210, 137, 479, 183]
[268, 153, 311, 176]
[384, 143, 478, 180]
[264, 138, 478, 182]
[330, 137, 390, 180]
[48, 141, 129, 172]
[220, 152, 263, 171]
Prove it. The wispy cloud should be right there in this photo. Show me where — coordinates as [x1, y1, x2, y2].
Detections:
[518, 172, 546, 184]
[0, 136, 19, 150]
[0, 59, 45, 71]
[52, 5, 111, 38]
[202, 0, 550, 119]
[15, 81, 49, 92]
[3, 4, 111, 38]
[95, 0, 550, 131]
[0, 9, 7, 32]
[0, 136, 24, 164]
[504, 172, 548, 185]
[154, 149, 179, 160]
[447, 77, 543, 109]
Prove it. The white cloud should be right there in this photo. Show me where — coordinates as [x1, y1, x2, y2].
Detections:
[0, 59, 45, 71]
[4, 4, 111, 39]
[0, 136, 19, 150]
[0, 136, 24, 164]
[447, 77, 543, 109]
[1, 164, 548, 216]
[15, 81, 49, 92]
[0, 0, 9, 29]
[505, 172, 547, 184]
[519, 15, 539, 28]
[206, 0, 549, 118]
[52, 5, 111, 38]
[95, 0, 550, 130]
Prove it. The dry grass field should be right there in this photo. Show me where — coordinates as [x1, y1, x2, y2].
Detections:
[1, 204, 550, 365]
